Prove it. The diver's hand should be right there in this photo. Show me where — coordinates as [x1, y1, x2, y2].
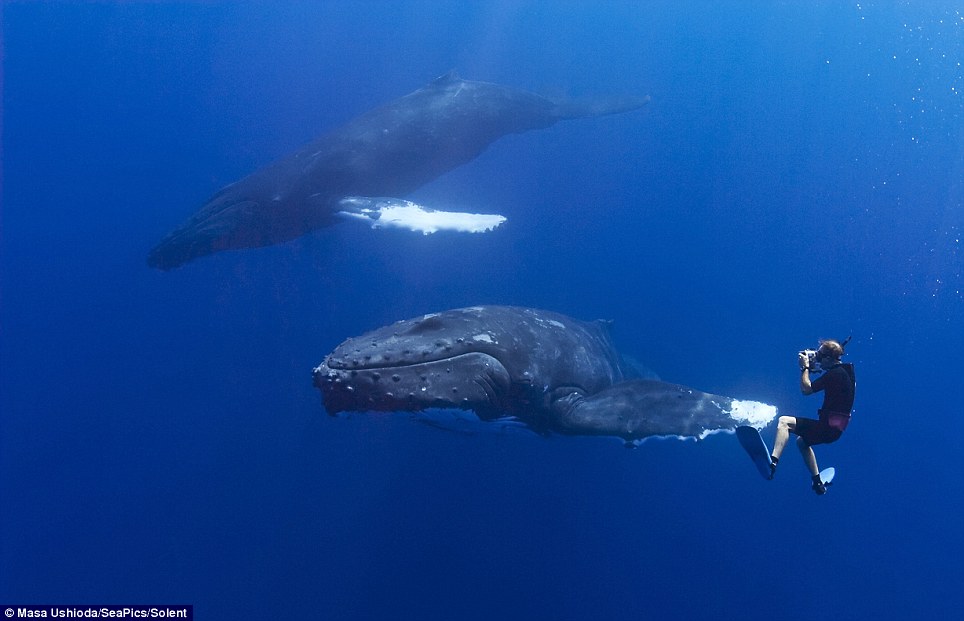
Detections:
[798, 352, 810, 370]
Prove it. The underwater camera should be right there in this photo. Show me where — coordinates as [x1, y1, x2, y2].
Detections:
[799, 349, 821, 372]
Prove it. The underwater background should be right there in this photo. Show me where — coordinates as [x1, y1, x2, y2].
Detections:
[2, 2, 962, 620]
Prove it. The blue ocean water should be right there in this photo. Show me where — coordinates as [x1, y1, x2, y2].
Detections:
[2, 2, 962, 619]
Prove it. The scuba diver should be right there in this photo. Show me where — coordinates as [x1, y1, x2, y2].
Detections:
[769, 338, 855, 495]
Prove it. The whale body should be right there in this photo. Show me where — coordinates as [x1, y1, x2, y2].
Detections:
[148, 73, 648, 269]
[312, 306, 776, 444]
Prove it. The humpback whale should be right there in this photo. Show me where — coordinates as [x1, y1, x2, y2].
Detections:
[148, 72, 649, 269]
[312, 306, 776, 444]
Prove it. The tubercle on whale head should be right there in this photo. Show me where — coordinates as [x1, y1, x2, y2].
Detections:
[323, 311, 503, 372]
[312, 352, 513, 418]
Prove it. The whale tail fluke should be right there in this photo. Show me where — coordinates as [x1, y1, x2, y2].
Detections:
[553, 94, 650, 120]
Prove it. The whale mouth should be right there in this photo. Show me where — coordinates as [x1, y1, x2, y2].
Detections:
[314, 352, 512, 416]
[323, 345, 467, 372]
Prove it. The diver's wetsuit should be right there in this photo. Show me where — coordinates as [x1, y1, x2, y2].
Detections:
[794, 363, 856, 446]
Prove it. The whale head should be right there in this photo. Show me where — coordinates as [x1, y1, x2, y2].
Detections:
[313, 309, 517, 417]
[147, 160, 335, 270]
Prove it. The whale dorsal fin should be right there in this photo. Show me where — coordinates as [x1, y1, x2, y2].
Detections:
[431, 70, 461, 86]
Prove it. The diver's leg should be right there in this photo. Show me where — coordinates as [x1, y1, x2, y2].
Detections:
[796, 436, 819, 477]
[771, 416, 797, 460]
[798, 437, 827, 495]
[768, 416, 798, 479]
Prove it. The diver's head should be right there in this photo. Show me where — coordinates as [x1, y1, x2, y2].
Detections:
[816, 339, 845, 365]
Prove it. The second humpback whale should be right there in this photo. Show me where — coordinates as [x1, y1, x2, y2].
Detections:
[312, 306, 777, 445]
[148, 72, 649, 270]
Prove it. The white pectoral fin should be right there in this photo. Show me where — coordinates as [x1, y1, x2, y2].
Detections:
[337, 196, 506, 234]
[724, 399, 778, 430]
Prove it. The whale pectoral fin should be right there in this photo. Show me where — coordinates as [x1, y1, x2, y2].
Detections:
[553, 380, 778, 443]
[336, 196, 506, 234]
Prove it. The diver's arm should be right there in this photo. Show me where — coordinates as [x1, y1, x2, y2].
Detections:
[799, 353, 814, 394]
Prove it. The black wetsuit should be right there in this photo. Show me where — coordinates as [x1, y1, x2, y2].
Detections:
[794, 363, 856, 446]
